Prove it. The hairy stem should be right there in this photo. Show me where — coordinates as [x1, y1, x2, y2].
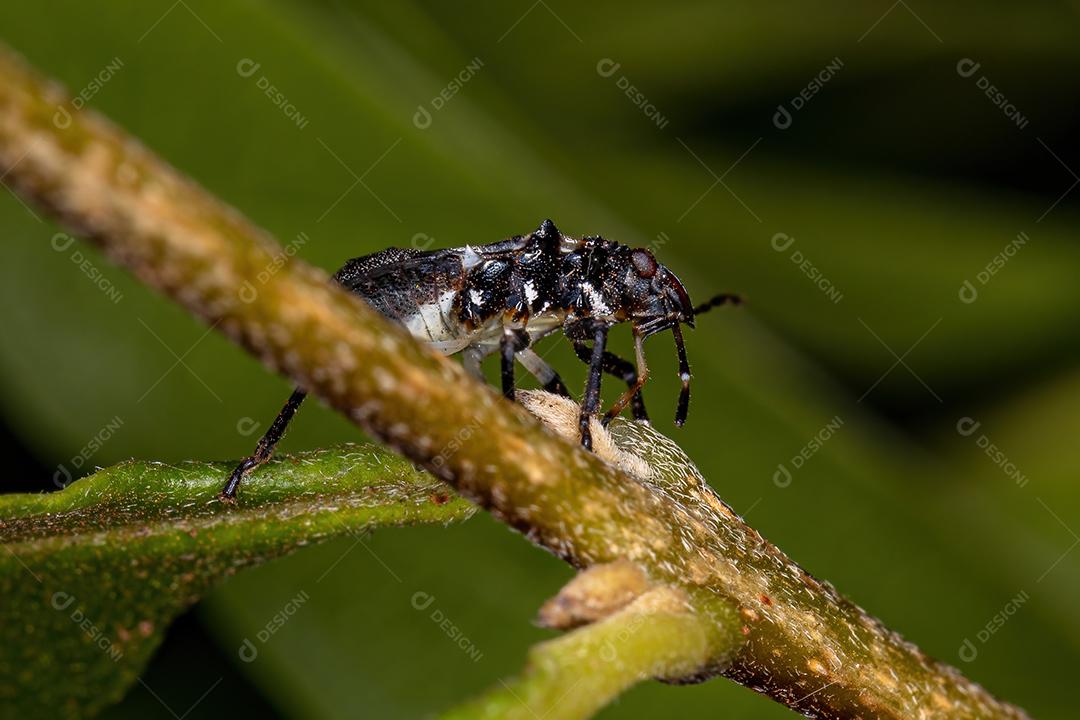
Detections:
[0, 45, 1028, 719]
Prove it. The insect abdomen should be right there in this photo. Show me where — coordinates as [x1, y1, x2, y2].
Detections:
[335, 247, 476, 354]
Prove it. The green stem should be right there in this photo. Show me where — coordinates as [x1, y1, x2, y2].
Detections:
[442, 589, 741, 720]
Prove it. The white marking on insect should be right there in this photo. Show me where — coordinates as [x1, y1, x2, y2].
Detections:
[462, 245, 483, 270]
[582, 282, 611, 315]
[523, 280, 538, 306]
[469, 289, 484, 306]
[405, 291, 465, 351]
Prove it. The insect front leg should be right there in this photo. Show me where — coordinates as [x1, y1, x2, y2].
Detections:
[572, 339, 649, 422]
[500, 327, 530, 400]
[578, 323, 610, 450]
[599, 329, 649, 425]
[221, 387, 307, 499]
[671, 323, 692, 426]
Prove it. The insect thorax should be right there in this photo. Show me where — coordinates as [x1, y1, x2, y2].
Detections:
[334, 220, 639, 354]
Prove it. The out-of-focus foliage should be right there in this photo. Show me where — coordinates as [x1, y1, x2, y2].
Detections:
[0, 1, 1075, 718]
[0, 445, 471, 718]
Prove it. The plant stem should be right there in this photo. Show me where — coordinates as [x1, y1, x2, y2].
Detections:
[440, 588, 740, 720]
[0, 45, 1029, 719]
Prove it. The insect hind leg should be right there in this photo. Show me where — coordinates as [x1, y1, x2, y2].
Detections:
[221, 387, 307, 499]
[462, 345, 495, 380]
[516, 348, 570, 397]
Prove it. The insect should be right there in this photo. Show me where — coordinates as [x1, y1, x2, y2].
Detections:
[221, 219, 739, 498]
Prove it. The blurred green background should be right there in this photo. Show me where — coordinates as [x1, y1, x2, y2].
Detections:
[2, 1, 1078, 717]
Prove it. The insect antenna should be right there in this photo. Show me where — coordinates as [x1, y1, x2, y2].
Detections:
[693, 293, 743, 316]
[671, 322, 691, 426]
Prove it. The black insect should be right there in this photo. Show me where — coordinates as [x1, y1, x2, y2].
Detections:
[221, 220, 739, 498]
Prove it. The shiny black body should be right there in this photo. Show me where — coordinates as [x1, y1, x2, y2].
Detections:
[221, 220, 738, 499]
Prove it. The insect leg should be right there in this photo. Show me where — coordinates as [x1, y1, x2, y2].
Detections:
[579, 324, 609, 450]
[598, 330, 650, 425]
[516, 348, 570, 397]
[572, 341, 649, 422]
[462, 346, 489, 380]
[671, 323, 692, 426]
[500, 327, 529, 400]
[221, 387, 307, 499]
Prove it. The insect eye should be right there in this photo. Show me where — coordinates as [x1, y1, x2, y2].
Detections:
[631, 249, 657, 278]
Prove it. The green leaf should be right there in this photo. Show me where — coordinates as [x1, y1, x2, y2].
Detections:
[0, 444, 473, 718]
